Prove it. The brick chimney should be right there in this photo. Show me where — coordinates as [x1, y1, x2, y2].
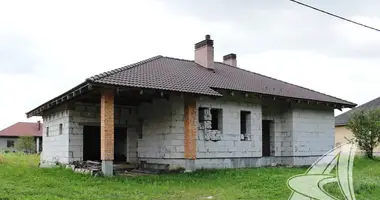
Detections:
[223, 53, 237, 67]
[195, 35, 214, 70]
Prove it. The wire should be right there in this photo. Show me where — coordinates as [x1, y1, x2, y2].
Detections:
[289, 0, 380, 32]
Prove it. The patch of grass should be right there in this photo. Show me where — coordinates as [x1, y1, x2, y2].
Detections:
[0, 152, 39, 166]
[323, 157, 380, 200]
[0, 154, 379, 199]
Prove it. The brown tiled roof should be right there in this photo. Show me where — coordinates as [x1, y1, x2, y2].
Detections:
[87, 55, 355, 106]
[27, 55, 356, 117]
[0, 122, 42, 137]
[335, 96, 380, 126]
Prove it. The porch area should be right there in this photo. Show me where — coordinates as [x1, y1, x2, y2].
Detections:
[40, 87, 192, 176]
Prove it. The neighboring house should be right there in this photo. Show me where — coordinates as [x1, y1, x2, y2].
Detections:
[26, 35, 356, 176]
[335, 96, 380, 155]
[0, 121, 43, 153]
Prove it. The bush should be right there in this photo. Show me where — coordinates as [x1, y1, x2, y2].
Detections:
[15, 136, 36, 154]
[348, 109, 380, 159]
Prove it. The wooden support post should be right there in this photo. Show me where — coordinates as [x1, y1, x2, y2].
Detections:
[100, 90, 114, 176]
[184, 97, 197, 171]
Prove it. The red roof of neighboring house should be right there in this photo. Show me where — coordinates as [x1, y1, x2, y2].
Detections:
[0, 122, 42, 137]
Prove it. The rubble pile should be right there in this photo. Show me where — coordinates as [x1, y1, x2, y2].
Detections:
[67, 160, 102, 176]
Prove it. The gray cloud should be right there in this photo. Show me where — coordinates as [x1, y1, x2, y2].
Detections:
[0, 0, 379, 129]
[160, 0, 380, 58]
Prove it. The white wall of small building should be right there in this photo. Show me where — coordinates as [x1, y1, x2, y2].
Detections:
[0, 137, 18, 152]
[0, 136, 42, 153]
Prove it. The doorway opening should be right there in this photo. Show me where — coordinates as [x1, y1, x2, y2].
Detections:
[83, 126, 127, 162]
[262, 120, 272, 157]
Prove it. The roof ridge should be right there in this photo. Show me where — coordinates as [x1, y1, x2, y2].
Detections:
[215, 61, 355, 105]
[86, 55, 163, 82]
[162, 56, 195, 63]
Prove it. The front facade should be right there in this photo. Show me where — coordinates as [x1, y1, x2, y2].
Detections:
[0, 122, 43, 153]
[27, 35, 355, 175]
[335, 96, 380, 155]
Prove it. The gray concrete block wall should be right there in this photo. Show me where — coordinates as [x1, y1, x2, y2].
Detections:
[68, 103, 101, 162]
[126, 127, 138, 163]
[68, 103, 139, 162]
[194, 156, 322, 169]
[41, 108, 70, 166]
[292, 107, 335, 158]
[196, 96, 262, 158]
[262, 106, 294, 157]
[40, 93, 335, 169]
[40, 103, 139, 165]
[137, 95, 185, 161]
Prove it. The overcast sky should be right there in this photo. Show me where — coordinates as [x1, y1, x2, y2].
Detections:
[0, 0, 379, 129]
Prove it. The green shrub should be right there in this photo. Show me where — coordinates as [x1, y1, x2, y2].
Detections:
[15, 136, 36, 153]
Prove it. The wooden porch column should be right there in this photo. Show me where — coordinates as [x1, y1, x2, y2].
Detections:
[100, 90, 114, 176]
[184, 97, 197, 171]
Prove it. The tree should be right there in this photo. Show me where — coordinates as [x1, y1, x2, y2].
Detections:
[347, 109, 380, 159]
[15, 136, 36, 153]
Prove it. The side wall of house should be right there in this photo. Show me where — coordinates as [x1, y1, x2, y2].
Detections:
[134, 94, 336, 169]
[193, 97, 335, 168]
[290, 105, 335, 165]
[41, 107, 70, 165]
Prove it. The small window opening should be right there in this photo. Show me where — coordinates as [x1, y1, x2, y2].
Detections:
[240, 111, 251, 141]
[59, 124, 63, 135]
[210, 108, 222, 131]
[7, 140, 14, 148]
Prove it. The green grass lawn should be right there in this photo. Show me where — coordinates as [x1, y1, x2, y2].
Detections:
[0, 154, 379, 200]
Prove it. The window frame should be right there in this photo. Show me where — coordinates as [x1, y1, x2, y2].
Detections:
[6, 140, 15, 148]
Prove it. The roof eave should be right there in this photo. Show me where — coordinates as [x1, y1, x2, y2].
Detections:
[210, 87, 356, 108]
[25, 81, 92, 118]
[25, 81, 224, 118]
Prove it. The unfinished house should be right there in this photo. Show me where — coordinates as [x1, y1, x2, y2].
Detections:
[26, 35, 356, 176]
